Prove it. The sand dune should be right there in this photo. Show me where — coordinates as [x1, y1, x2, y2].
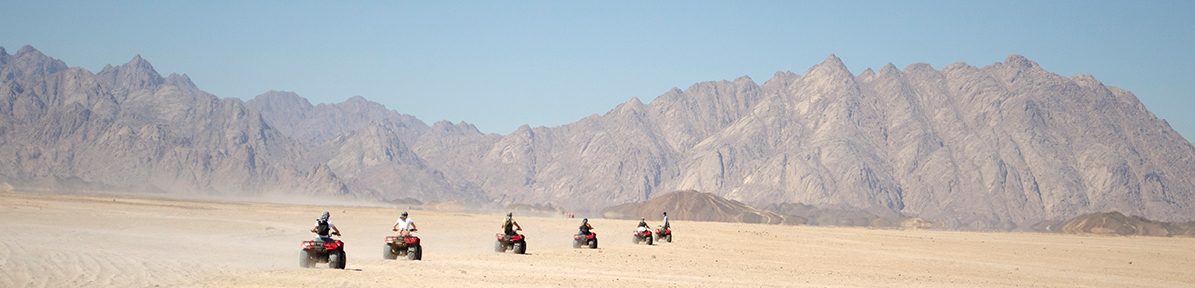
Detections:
[1, 191, 1192, 287]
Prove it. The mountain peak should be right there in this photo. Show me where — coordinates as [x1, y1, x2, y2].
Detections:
[804, 54, 853, 80]
[250, 90, 312, 111]
[97, 54, 165, 90]
[15, 45, 40, 56]
[822, 54, 845, 67]
[1004, 54, 1037, 69]
[858, 68, 875, 78]
[878, 62, 900, 76]
[0, 45, 69, 81]
[165, 73, 206, 98]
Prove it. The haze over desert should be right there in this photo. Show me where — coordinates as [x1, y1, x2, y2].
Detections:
[2, 191, 1191, 287]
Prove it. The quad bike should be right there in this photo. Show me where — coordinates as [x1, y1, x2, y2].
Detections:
[383, 228, 422, 260]
[495, 230, 527, 254]
[654, 226, 672, 243]
[573, 232, 598, 249]
[300, 233, 346, 269]
[632, 228, 654, 245]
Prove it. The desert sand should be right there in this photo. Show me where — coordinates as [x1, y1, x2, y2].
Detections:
[1, 191, 1192, 287]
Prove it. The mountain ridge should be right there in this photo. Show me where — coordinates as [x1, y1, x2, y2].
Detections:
[2, 45, 1193, 230]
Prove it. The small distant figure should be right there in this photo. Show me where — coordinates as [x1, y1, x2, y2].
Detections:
[637, 217, 650, 232]
[393, 211, 416, 237]
[661, 212, 670, 230]
[311, 211, 342, 241]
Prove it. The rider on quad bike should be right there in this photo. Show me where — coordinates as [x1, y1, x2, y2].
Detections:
[301, 211, 347, 269]
[573, 218, 598, 249]
[495, 213, 527, 254]
[312, 211, 342, 241]
[502, 212, 523, 236]
[393, 211, 416, 237]
[579, 218, 594, 236]
[384, 211, 422, 260]
[655, 212, 672, 243]
[633, 217, 654, 245]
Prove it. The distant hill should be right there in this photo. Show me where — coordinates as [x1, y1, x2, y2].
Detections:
[1043, 212, 1195, 237]
[601, 190, 804, 225]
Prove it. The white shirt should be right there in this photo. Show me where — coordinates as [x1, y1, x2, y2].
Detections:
[313, 221, 336, 229]
[396, 217, 414, 230]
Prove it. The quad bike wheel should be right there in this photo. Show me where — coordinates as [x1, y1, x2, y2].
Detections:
[573, 239, 582, 249]
[383, 244, 398, 260]
[407, 245, 422, 260]
[300, 250, 314, 268]
[495, 240, 505, 252]
[328, 250, 346, 269]
[666, 234, 672, 242]
[513, 241, 526, 254]
[646, 235, 653, 245]
[588, 238, 598, 249]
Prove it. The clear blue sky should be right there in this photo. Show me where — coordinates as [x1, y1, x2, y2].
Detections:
[4, 1, 1193, 140]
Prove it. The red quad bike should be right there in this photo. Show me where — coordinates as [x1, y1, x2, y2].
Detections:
[495, 231, 527, 254]
[383, 228, 422, 261]
[573, 232, 598, 249]
[632, 229, 654, 245]
[654, 226, 672, 243]
[300, 234, 346, 269]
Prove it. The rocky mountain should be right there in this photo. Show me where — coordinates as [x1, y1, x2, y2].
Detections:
[0, 46, 346, 197]
[664, 55, 1195, 228]
[236, 54, 1195, 229]
[4, 45, 1193, 230]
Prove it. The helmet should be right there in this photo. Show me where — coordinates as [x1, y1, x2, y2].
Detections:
[663, 212, 667, 216]
[506, 212, 513, 218]
[320, 211, 330, 221]
[582, 218, 588, 223]
[641, 217, 646, 221]
[401, 211, 408, 217]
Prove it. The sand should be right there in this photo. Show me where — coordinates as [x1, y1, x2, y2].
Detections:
[1, 191, 1192, 287]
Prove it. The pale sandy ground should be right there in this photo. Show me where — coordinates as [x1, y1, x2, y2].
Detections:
[1, 192, 1193, 287]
